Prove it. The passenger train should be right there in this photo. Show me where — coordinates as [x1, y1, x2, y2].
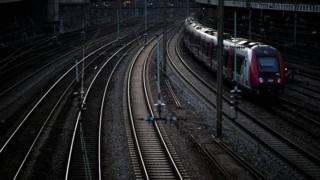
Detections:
[183, 17, 286, 95]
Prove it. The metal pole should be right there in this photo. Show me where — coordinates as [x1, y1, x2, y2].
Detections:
[248, 8, 252, 40]
[117, 9, 120, 38]
[81, 48, 85, 98]
[134, 0, 137, 16]
[81, 31, 85, 99]
[187, 0, 189, 16]
[233, 10, 237, 82]
[119, 0, 122, 19]
[144, 0, 148, 43]
[294, 11, 297, 44]
[75, 58, 79, 82]
[216, 0, 224, 138]
[157, 41, 161, 100]
[162, 0, 167, 73]
[144, 0, 147, 33]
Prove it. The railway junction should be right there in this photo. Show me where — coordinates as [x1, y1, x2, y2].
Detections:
[0, 0, 320, 179]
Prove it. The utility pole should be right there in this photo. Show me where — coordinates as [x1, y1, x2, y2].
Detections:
[234, 10, 237, 82]
[144, 0, 147, 32]
[186, 0, 189, 16]
[156, 41, 161, 101]
[75, 57, 80, 82]
[134, 0, 137, 16]
[81, 30, 86, 100]
[231, 10, 241, 120]
[144, 0, 148, 43]
[294, 11, 297, 45]
[162, 0, 167, 73]
[117, 9, 120, 38]
[216, 0, 224, 138]
[119, 0, 122, 20]
[248, 8, 252, 40]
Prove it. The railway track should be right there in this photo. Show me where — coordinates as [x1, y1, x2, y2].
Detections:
[0, 27, 133, 99]
[167, 29, 320, 179]
[0, 16, 145, 98]
[0, 33, 135, 179]
[65, 37, 136, 180]
[277, 97, 320, 130]
[126, 34, 188, 179]
[286, 85, 320, 102]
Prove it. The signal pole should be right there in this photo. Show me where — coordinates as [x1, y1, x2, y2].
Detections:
[144, 0, 148, 43]
[234, 10, 237, 82]
[117, 9, 120, 38]
[187, 0, 189, 16]
[162, 0, 167, 73]
[248, 7, 252, 40]
[216, 0, 224, 138]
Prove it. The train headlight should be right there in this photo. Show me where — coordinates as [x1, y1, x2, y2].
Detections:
[277, 78, 281, 84]
[259, 77, 264, 83]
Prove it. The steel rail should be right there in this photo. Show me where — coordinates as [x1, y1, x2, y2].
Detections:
[142, 38, 184, 180]
[170, 31, 319, 179]
[98, 50, 129, 180]
[166, 31, 268, 180]
[65, 37, 138, 180]
[189, 135, 232, 179]
[0, 31, 129, 98]
[211, 135, 265, 180]
[12, 78, 75, 179]
[175, 31, 320, 163]
[286, 86, 320, 101]
[165, 79, 182, 108]
[0, 37, 119, 154]
[127, 45, 150, 180]
[3, 35, 134, 179]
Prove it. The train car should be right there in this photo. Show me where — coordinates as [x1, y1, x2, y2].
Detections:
[183, 17, 286, 95]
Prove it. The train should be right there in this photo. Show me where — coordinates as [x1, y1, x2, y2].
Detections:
[183, 17, 286, 95]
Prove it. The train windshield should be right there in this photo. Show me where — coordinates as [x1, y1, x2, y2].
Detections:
[257, 57, 279, 72]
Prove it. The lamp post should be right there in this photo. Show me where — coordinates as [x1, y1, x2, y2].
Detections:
[144, 0, 148, 43]
[162, 0, 167, 73]
[216, 0, 224, 138]
[80, 30, 86, 101]
[117, 8, 120, 38]
[186, 0, 189, 16]
[234, 10, 237, 83]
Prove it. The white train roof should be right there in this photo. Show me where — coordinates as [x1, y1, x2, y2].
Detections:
[185, 17, 273, 51]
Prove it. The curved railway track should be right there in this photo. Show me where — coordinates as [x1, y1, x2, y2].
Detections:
[64, 38, 136, 180]
[126, 34, 187, 180]
[0, 29, 132, 99]
[0, 34, 134, 179]
[167, 29, 320, 179]
[0, 16, 147, 100]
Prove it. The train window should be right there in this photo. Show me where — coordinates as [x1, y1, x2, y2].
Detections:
[257, 57, 279, 72]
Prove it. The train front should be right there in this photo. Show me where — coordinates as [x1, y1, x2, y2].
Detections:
[250, 45, 286, 95]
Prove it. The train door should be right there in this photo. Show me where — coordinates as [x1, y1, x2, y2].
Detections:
[211, 43, 217, 70]
[197, 35, 201, 59]
[208, 42, 213, 68]
[242, 56, 249, 86]
[223, 49, 232, 80]
[235, 54, 245, 84]
[200, 36, 205, 63]
[202, 39, 209, 66]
